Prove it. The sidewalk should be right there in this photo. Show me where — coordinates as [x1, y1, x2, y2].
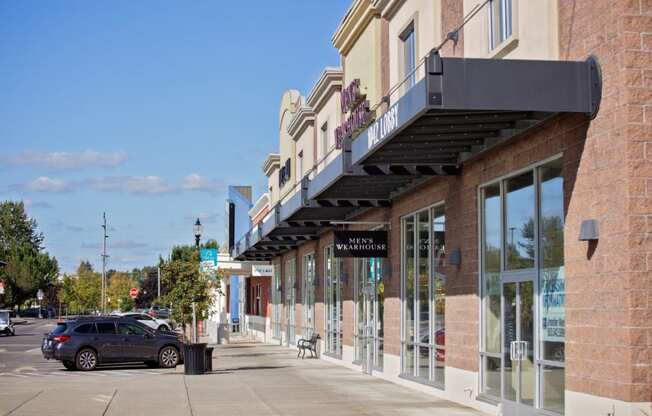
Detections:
[0, 341, 486, 416]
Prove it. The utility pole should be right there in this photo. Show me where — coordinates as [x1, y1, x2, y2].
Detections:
[101, 212, 109, 315]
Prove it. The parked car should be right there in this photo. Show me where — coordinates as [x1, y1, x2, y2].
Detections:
[113, 312, 171, 331]
[19, 307, 56, 318]
[0, 310, 15, 336]
[147, 306, 171, 319]
[41, 316, 182, 371]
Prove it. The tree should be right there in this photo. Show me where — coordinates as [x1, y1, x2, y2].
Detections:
[59, 261, 101, 315]
[0, 201, 59, 309]
[161, 245, 220, 340]
[134, 265, 165, 309]
[107, 272, 136, 312]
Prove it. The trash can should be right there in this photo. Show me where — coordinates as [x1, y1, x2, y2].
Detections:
[183, 343, 207, 375]
[204, 347, 214, 372]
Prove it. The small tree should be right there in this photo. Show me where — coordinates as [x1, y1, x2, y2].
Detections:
[107, 272, 137, 312]
[161, 245, 219, 341]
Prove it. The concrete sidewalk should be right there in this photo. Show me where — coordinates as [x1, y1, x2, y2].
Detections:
[0, 341, 486, 415]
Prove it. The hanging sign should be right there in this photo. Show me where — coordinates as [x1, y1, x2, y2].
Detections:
[333, 231, 388, 258]
[200, 248, 219, 280]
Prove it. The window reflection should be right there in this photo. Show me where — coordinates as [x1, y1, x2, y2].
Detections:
[505, 172, 535, 270]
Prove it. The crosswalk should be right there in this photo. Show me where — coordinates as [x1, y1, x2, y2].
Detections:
[0, 366, 176, 379]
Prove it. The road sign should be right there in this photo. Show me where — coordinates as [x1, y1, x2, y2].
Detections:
[129, 287, 138, 299]
[37, 289, 44, 301]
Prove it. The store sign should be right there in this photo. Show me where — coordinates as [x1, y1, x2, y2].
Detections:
[335, 79, 372, 149]
[541, 267, 565, 342]
[368, 102, 399, 150]
[251, 264, 274, 277]
[333, 231, 388, 258]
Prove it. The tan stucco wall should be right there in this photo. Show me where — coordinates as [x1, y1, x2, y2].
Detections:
[278, 90, 301, 201]
[294, 124, 315, 180]
[463, 0, 559, 60]
[343, 18, 383, 112]
[267, 166, 279, 207]
[387, 0, 442, 97]
[315, 91, 342, 172]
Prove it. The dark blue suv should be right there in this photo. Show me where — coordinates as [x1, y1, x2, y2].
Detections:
[42, 316, 182, 371]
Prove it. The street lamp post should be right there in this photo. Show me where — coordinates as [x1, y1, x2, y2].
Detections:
[192, 218, 202, 343]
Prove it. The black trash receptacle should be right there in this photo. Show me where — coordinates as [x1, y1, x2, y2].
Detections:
[204, 347, 214, 372]
[183, 343, 206, 375]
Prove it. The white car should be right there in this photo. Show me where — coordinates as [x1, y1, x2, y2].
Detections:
[114, 312, 171, 331]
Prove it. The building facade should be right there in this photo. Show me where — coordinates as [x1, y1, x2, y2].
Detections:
[233, 1, 652, 415]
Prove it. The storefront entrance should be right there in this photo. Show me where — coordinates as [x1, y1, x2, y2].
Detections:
[285, 259, 295, 346]
[355, 257, 384, 374]
[502, 277, 535, 416]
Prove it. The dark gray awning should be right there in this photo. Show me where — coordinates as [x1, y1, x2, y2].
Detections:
[233, 51, 601, 261]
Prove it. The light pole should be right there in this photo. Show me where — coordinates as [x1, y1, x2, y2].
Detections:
[193, 218, 202, 249]
[192, 218, 202, 343]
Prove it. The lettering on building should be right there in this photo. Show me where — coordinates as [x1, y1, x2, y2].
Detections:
[335, 79, 373, 149]
[368, 104, 399, 150]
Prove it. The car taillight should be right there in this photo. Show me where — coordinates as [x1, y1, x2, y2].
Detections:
[53, 335, 70, 343]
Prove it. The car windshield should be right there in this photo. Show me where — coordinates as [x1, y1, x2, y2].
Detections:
[0, 312, 8, 323]
[52, 323, 67, 335]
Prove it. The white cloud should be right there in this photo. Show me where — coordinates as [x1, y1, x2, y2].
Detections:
[25, 177, 72, 193]
[180, 174, 224, 193]
[13, 174, 224, 196]
[23, 199, 54, 209]
[87, 176, 173, 194]
[3, 150, 128, 170]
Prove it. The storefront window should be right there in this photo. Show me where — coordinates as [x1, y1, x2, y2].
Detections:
[302, 253, 315, 338]
[271, 264, 281, 339]
[401, 205, 445, 388]
[354, 256, 384, 371]
[285, 259, 296, 345]
[505, 171, 535, 270]
[479, 158, 565, 414]
[325, 246, 342, 357]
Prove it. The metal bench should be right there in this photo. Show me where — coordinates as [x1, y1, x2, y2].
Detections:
[296, 333, 320, 359]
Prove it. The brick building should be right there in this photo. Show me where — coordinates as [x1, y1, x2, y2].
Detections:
[232, 1, 652, 415]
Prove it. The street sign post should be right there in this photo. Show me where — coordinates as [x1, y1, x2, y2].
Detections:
[37, 289, 44, 319]
[129, 287, 138, 299]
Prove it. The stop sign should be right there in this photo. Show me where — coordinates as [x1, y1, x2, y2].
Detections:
[129, 288, 138, 299]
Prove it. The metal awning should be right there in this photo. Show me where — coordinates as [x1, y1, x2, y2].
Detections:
[233, 51, 601, 261]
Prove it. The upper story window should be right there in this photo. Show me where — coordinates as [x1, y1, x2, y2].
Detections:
[321, 122, 329, 161]
[400, 22, 416, 90]
[489, 0, 513, 50]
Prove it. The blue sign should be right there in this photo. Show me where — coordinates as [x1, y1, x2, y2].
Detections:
[200, 248, 218, 278]
[200, 248, 218, 264]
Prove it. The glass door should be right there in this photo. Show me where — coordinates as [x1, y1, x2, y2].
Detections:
[285, 260, 295, 346]
[356, 257, 384, 374]
[502, 279, 535, 416]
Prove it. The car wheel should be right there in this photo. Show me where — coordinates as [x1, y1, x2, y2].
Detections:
[76, 348, 98, 371]
[63, 360, 76, 370]
[158, 346, 179, 368]
[157, 325, 169, 331]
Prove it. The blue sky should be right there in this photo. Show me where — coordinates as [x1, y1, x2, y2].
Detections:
[0, 0, 350, 274]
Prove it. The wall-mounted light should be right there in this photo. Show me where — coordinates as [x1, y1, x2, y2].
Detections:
[579, 219, 599, 241]
[448, 249, 461, 266]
